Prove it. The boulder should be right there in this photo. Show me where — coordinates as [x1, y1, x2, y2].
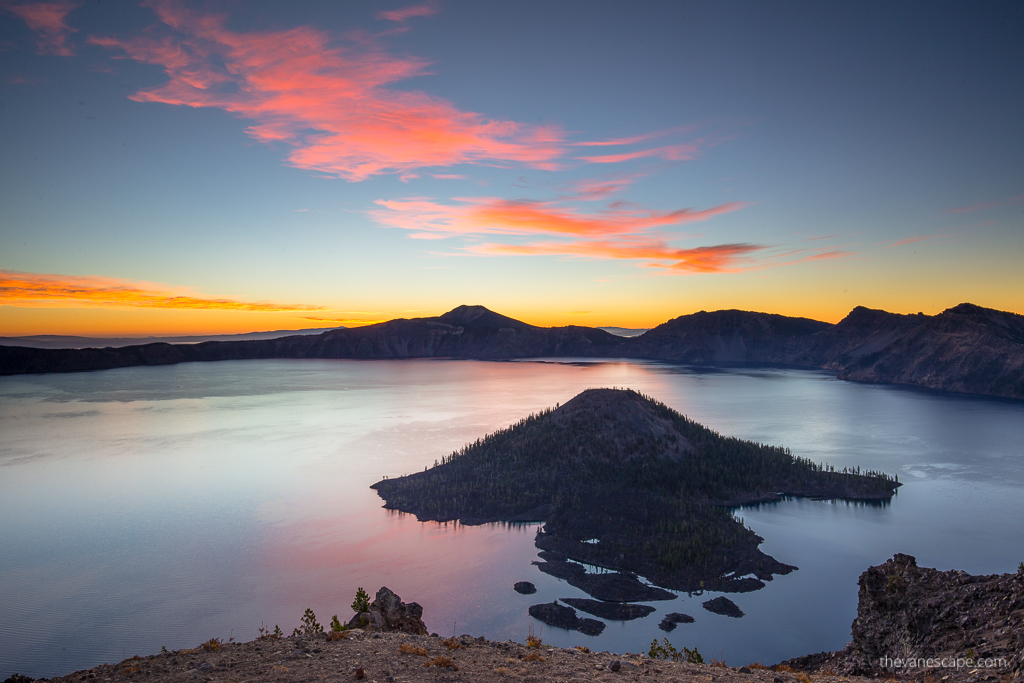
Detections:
[347, 587, 427, 634]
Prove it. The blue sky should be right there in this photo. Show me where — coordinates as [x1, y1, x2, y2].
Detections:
[1, 0, 1022, 334]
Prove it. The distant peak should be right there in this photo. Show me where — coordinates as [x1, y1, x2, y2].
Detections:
[436, 305, 534, 329]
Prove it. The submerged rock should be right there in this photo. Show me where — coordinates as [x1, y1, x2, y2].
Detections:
[702, 596, 744, 618]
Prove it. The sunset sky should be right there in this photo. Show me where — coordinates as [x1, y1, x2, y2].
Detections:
[1, 0, 1022, 335]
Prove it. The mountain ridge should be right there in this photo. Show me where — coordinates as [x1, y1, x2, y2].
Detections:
[1, 303, 1021, 400]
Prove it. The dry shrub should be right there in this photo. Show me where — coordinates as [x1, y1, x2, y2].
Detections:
[523, 651, 546, 662]
[399, 643, 428, 656]
[774, 665, 797, 673]
[711, 659, 728, 668]
[575, 646, 590, 653]
[748, 663, 769, 670]
[441, 637, 464, 650]
[525, 624, 543, 649]
[422, 655, 457, 670]
[820, 669, 837, 676]
[201, 638, 221, 652]
[326, 630, 348, 641]
[494, 666, 510, 676]
[796, 673, 813, 683]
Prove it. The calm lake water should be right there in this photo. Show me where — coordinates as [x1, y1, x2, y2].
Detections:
[1, 359, 1023, 678]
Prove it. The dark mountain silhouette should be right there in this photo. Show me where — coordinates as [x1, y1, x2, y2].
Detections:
[372, 389, 900, 594]
[1, 303, 1021, 400]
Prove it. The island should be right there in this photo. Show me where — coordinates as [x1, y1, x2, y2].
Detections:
[372, 388, 900, 596]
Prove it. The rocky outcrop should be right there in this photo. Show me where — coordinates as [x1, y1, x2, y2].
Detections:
[702, 596, 744, 618]
[659, 612, 695, 631]
[347, 587, 427, 635]
[513, 581, 537, 594]
[527, 602, 605, 635]
[781, 555, 1024, 681]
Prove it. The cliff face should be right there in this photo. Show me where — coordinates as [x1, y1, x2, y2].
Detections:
[1, 303, 1021, 401]
[625, 309, 831, 364]
[783, 554, 1024, 682]
[837, 304, 1024, 399]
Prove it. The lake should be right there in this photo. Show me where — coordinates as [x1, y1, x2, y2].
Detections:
[1, 358, 1022, 678]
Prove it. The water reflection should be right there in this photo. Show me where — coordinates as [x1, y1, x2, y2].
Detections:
[1, 359, 1022, 678]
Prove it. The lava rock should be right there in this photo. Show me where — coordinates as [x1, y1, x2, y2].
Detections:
[513, 581, 537, 594]
[561, 598, 656, 621]
[702, 596, 744, 618]
[347, 587, 427, 634]
[528, 601, 606, 636]
[658, 612, 695, 631]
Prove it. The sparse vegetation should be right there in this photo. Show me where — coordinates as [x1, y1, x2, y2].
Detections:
[525, 624, 543, 649]
[1017, 561, 1023, 575]
[523, 652, 546, 662]
[648, 638, 703, 664]
[200, 638, 221, 652]
[399, 643, 428, 656]
[441, 637, 464, 650]
[351, 587, 370, 614]
[329, 614, 349, 633]
[292, 608, 324, 637]
[422, 655, 456, 670]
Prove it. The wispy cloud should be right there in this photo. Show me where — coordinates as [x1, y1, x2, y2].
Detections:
[370, 195, 763, 273]
[377, 1, 439, 22]
[90, 0, 566, 181]
[0, 269, 324, 312]
[945, 193, 1024, 214]
[470, 239, 764, 274]
[577, 143, 700, 164]
[300, 316, 386, 325]
[4, 0, 79, 56]
[370, 196, 748, 238]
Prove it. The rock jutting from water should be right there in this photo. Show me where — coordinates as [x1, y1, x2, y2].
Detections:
[658, 612, 696, 631]
[560, 598, 656, 621]
[513, 581, 537, 594]
[527, 601, 605, 636]
[702, 596, 744, 618]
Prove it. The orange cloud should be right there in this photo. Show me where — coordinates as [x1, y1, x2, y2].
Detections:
[90, 1, 566, 181]
[377, 2, 439, 22]
[945, 193, 1024, 213]
[0, 269, 324, 312]
[5, 0, 79, 55]
[371, 196, 747, 238]
[471, 239, 763, 273]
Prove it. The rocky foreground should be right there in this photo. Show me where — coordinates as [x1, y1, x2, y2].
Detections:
[784, 555, 1024, 683]
[35, 629, 878, 683]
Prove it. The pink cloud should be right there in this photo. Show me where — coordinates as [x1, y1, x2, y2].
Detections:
[90, 1, 566, 181]
[945, 193, 1024, 214]
[377, 2, 439, 22]
[370, 196, 747, 238]
[5, 0, 79, 56]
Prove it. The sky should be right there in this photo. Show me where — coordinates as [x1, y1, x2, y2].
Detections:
[1, 0, 1022, 335]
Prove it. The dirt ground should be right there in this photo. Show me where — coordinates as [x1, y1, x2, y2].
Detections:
[39, 631, 889, 683]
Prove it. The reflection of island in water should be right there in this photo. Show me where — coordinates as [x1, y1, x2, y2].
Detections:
[372, 388, 900, 600]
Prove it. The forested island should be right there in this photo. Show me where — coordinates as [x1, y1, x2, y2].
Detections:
[372, 388, 900, 595]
